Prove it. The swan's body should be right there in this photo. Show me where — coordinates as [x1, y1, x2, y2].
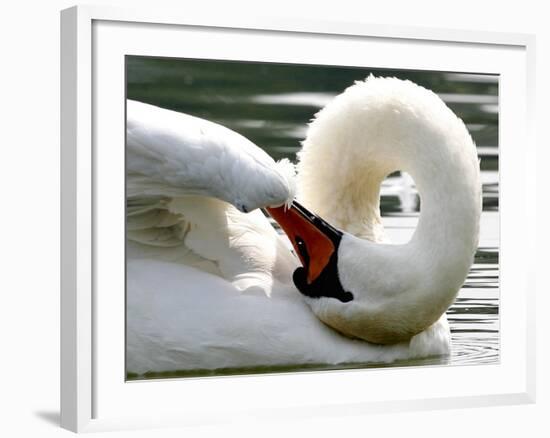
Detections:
[126, 77, 480, 374]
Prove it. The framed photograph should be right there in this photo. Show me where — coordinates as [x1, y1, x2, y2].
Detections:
[61, 5, 536, 433]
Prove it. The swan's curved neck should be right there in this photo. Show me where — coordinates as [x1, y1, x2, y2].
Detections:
[301, 134, 480, 268]
[405, 136, 481, 258]
[297, 78, 481, 336]
[299, 114, 480, 249]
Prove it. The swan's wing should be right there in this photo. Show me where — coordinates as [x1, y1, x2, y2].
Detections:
[126, 100, 298, 294]
[127, 100, 295, 213]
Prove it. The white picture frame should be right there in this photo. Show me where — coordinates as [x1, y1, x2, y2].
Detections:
[60, 4, 536, 433]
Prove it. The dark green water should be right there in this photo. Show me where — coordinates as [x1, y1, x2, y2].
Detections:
[126, 56, 499, 379]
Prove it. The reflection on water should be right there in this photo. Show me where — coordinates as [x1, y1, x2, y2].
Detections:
[127, 57, 499, 375]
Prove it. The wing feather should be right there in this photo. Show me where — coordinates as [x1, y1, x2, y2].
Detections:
[125, 100, 298, 294]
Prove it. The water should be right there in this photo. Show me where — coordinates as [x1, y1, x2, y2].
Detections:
[126, 57, 499, 377]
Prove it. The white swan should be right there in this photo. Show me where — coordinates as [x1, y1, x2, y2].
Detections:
[126, 76, 481, 375]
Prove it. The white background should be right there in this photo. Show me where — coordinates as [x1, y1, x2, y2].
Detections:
[1, 0, 547, 437]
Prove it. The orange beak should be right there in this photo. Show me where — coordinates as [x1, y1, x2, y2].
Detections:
[266, 201, 342, 285]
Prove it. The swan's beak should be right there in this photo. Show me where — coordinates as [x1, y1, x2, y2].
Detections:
[266, 201, 353, 303]
[266, 201, 342, 285]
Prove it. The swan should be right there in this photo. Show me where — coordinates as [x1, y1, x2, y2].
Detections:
[126, 76, 481, 375]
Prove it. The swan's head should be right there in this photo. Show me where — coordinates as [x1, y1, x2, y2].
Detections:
[267, 201, 427, 344]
